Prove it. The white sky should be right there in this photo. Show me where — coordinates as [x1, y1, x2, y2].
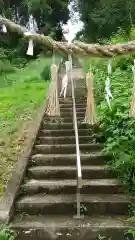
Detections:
[63, 19, 83, 42]
[62, 3, 83, 42]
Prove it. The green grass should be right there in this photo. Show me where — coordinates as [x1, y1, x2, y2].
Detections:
[0, 56, 51, 197]
[0, 56, 52, 88]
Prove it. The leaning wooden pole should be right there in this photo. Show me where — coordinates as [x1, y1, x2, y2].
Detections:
[45, 64, 60, 117]
[84, 72, 97, 125]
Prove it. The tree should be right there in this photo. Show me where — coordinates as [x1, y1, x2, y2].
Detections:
[75, 0, 135, 42]
[0, 0, 70, 40]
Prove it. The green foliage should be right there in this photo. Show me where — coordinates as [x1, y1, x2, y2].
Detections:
[97, 67, 135, 196]
[0, 0, 69, 40]
[129, 201, 135, 217]
[128, 229, 135, 240]
[105, 28, 128, 44]
[82, 37, 135, 215]
[112, 55, 134, 71]
[97, 234, 106, 240]
[130, 25, 135, 40]
[0, 33, 29, 63]
[102, 26, 135, 71]
[0, 226, 16, 240]
[0, 60, 16, 75]
[73, 204, 88, 215]
[76, 0, 135, 42]
[0, 56, 49, 197]
[101, 108, 135, 195]
[0, 0, 69, 68]
[80, 204, 88, 215]
[41, 65, 50, 81]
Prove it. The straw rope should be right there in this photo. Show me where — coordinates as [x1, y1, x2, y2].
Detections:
[1, 17, 135, 57]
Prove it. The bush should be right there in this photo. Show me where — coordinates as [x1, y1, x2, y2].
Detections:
[130, 25, 135, 40]
[94, 66, 135, 195]
[0, 226, 16, 240]
[40, 64, 51, 81]
[100, 27, 135, 71]
[82, 48, 135, 217]
[100, 105, 135, 195]
[0, 60, 16, 75]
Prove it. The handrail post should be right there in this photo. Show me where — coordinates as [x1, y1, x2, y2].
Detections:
[76, 178, 81, 219]
[68, 55, 83, 219]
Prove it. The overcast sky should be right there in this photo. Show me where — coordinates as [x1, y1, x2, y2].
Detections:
[62, 3, 83, 42]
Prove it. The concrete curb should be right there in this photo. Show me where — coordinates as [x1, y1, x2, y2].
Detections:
[0, 98, 47, 224]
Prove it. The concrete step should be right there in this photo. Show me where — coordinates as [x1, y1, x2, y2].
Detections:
[12, 215, 133, 240]
[30, 153, 109, 166]
[27, 165, 114, 180]
[74, 86, 86, 90]
[16, 194, 130, 216]
[21, 179, 124, 195]
[41, 122, 100, 131]
[44, 112, 85, 118]
[39, 129, 97, 137]
[42, 122, 87, 130]
[43, 117, 84, 123]
[33, 143, 104, 154]
[60, 111, 85, 118]
[58, 83, 86, 89]
[59, 98, 86, 104]
[60, 107, 86, 112]
[74, 92, 86, 98]
[36, 135, 103, 145]
[74, 84, 86, 88]
[60, 103, 86, 108]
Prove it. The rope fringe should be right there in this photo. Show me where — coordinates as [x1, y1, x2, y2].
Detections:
[129, 60, 135, 117]
[85, 72, 97, 125]
[45, 64, 60, 117]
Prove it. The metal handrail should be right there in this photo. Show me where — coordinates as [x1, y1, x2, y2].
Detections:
[69, 56, 82, 219]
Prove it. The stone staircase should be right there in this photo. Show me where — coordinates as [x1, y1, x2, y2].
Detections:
[12, 96, 131, 240]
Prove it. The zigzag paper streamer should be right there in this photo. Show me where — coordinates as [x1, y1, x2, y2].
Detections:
[2, 24, 7, 33]
[108, 60, 112, 75]
[25, 15, 38, 56]
[26, 39, 34, 56]
[105, 60, 113, 110]
[60, 61, 70, 98]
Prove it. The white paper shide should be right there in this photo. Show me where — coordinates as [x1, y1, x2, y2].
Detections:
[25, 15, 38, 56]
[105, 60, 113, 110]
[2, 24, 7, 33]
